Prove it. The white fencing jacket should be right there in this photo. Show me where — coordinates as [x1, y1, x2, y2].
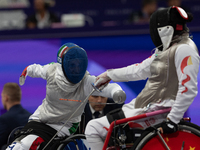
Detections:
[26, 63, 122, 136]
[107, 39, 199, 124]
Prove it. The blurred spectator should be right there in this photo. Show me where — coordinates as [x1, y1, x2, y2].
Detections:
[167, 0, 190, 12]
[167, 0, 182, 7]
[0, 0, 30, 8]
[129, 0, 157, 24]
[26, 0, 60, 29]
[0, 83, 31, 150]
[70, 96, 124, 150]
[77, 96, 124, 134]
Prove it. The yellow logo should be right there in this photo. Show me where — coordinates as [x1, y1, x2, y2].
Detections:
[189, 147, 195, 150]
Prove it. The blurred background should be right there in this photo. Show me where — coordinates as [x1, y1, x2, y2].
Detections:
[0, 0, 200, 125]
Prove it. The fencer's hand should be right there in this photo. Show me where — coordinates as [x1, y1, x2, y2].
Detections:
[95, 71, 111, 88]
[159, 119, 178, 134]
[113, 90, 126, 104]
[19, 66, 28, 86]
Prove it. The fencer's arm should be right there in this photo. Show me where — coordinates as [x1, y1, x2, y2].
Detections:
[26, 63, 51, 79]
[84, 75, 126, 104]
[107, 55, 155, 82]
[98, 80, 126, 104]
[167, 45, 200, 124]
[107, 54, 155, 82]
[94, 54, 155, 87]
[112, 89, 126, 104]
[19, 63, 52, 85]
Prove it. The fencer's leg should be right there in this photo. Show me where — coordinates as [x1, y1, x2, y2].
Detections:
[6, 134, 43, 150]
[6, 142, 23, 150]
[85, 116, 110, 150]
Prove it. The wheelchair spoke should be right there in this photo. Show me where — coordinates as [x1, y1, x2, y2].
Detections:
[156, 130, 170, 150]
[181, 141, 185, 150]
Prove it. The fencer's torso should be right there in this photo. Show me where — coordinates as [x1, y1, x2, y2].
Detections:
[41, 64, 88, 124]
[28, 63, 122, 136]
[135, 36, 198, 108]
[29, 63, 92, 135]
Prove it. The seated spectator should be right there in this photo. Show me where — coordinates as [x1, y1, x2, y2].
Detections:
[129, 0, 157, 24]
[0, 82, 31, 150]
[26, 0, 60, 29]
[77, 95, 124, 134]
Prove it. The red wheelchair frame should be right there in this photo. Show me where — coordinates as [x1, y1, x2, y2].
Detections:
[103, 108, 200, 150]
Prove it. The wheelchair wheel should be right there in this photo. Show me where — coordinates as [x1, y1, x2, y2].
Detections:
[131, 121, 200, 150]
[56, 134, 88, 150]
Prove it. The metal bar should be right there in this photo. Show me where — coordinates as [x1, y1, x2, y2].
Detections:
[88, 102, 121, 105]
[181, 141, 185, 150]
[157, 130, 170, 150]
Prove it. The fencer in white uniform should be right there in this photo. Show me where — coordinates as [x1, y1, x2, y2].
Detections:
[6, 43, 126, 150]
[85, 6, 200, 150]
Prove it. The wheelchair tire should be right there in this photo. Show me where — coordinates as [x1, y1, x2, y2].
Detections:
[56, 134, 87, 150]
[130, 121, 200, 150]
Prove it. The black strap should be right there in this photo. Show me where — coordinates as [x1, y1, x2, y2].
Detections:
[21, 121, 57, 141]
[12, 121, 59, 149]
[106, 108, 125, 124]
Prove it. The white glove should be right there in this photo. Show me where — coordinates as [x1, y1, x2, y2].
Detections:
[95, 71, 111, 88]
[19, 66, 28, 86]
[113, 90, 126, 104]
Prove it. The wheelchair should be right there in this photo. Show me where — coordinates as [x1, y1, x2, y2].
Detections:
[6, 108, 200, 150]
[103, 108, 200, 150]
[6, 125, 88, 150]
